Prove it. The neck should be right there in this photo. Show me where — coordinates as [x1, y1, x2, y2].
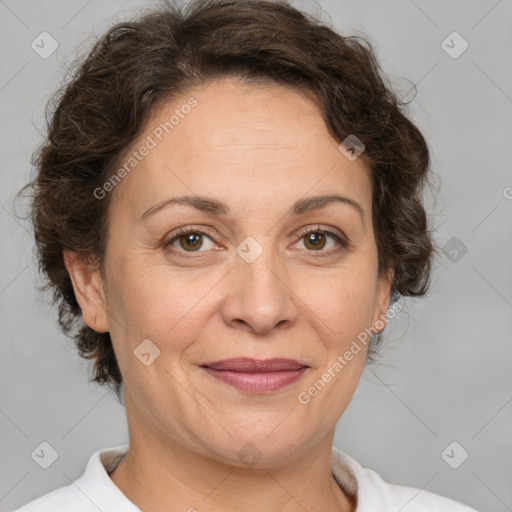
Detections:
[109, 431, 355, 512]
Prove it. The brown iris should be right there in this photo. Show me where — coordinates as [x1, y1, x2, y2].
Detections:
[303, 231, 327, 251]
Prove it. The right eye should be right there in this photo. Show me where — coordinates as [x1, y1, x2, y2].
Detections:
[164, 227, 217, 255]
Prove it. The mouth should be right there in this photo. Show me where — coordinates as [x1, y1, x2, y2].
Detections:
[200, 358, 309, 393]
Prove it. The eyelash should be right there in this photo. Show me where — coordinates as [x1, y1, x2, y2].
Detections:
[164, 225, 348, 258]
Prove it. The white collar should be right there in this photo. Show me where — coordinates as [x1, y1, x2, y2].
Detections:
[53, 444, 475, 512]
[71, 444, 360, 510]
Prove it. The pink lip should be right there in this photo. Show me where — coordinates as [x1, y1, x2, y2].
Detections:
[201, 358, 309, 393]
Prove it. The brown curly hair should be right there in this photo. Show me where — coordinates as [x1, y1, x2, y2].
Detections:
[22, 0, 437, 400]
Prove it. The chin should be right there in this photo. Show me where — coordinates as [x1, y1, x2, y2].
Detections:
[200, 423, 312, 469]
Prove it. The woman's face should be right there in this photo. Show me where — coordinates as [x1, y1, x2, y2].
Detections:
[89, 77, 392, 466]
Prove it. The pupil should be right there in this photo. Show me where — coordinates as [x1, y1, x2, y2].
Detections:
[181, 233, 201, 250]
[307, 232, 325, 249]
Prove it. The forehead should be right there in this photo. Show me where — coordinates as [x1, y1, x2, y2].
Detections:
[110, 77, 372, 218]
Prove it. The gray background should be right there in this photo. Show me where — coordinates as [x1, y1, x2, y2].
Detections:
[1, 0, 511, 511]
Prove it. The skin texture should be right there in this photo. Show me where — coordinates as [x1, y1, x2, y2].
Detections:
[64, 76, 393, 512]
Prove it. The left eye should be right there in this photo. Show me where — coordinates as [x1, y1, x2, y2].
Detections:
[294, 227, 344, 253]
[165, 226, 346, 256]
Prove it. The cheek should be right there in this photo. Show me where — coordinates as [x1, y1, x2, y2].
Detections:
[104, 257, 217, 354]
[300, 268, 377, 343]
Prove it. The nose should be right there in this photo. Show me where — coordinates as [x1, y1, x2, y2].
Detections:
[220, 241, 299, 335]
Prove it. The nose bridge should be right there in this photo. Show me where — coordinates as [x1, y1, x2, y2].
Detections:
[222, 234, 296, 333]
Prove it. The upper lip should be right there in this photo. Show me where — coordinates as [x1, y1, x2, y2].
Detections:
[201, 358, 308, 372]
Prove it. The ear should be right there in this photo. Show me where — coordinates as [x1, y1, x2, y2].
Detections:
[63, 250, 109, 333]
[371, 267, 394, 333]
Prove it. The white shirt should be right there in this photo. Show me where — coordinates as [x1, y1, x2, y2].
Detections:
[12, 444, 478, 511]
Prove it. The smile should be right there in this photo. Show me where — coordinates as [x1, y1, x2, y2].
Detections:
[200, 358, 309, 393]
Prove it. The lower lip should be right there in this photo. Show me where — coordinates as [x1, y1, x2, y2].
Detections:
[202, 367, 308, 393]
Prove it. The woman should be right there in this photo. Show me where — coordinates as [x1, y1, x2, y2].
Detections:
[14, 0, 479, 510]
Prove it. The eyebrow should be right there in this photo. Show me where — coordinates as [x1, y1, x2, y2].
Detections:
[139, 194, 365, 226]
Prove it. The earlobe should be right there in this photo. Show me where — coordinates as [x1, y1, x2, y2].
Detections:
[63, 250, 109, 333]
